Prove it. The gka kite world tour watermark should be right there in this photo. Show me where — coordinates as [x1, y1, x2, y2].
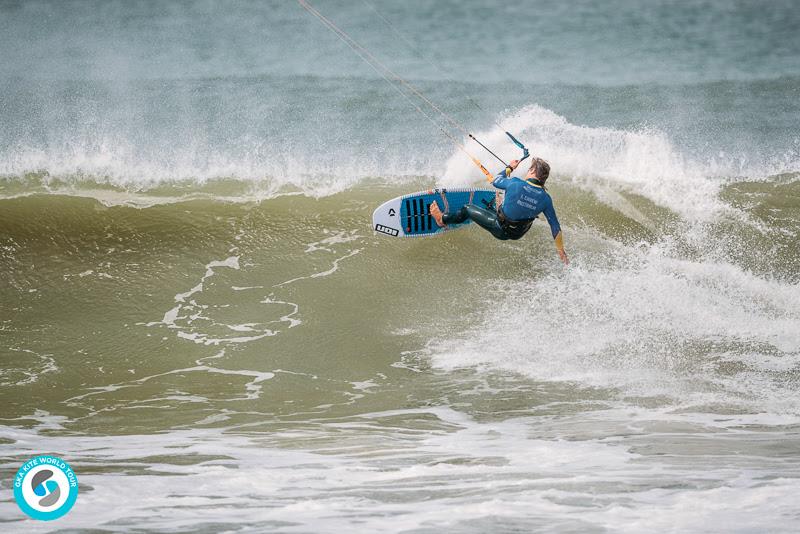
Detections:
[13, 455, 78, 521]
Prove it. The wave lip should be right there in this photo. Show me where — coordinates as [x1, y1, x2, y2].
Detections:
[445, 106, 723, 222]
[2, 104, 798, 212]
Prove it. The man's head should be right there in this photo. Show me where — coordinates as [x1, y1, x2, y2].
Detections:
[525, 157, 550, 182]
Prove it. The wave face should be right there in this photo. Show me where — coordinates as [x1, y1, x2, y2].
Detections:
[2, 1, 800, 532]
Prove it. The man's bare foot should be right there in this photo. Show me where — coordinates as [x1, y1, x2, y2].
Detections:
[429, 201, 446, 228]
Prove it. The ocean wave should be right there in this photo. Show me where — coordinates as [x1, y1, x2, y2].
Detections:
[442, 105, 800, 222]
[3, 104, 797, 213]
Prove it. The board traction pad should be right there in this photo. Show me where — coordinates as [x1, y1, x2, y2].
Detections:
[372, 187, 497, 238]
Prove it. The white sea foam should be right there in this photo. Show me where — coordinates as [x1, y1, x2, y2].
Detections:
[2, 405, 798, 532]
[441, 105, 741, 222]
[3, 104, 796, 208]
[0, 138, 428, 201]
[0, 348, 58, 387]
[64, 348, 275, 410]
[143, 254, 296, 346]
[274, 248, 362, 288]
[428, 238, 800, 414]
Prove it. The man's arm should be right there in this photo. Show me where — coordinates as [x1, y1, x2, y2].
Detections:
[491, 159, 520, 190]
[543, 200, 569, 265]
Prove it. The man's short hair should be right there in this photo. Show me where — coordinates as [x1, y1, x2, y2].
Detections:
[530, 158, 550, 181]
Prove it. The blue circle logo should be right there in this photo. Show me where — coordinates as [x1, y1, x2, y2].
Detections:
[13, 455, 78, 521]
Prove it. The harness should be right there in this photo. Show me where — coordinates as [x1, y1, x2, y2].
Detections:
[497, 206, 534, 240]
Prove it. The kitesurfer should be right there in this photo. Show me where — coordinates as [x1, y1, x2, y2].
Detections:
[430, 157, 569, 265]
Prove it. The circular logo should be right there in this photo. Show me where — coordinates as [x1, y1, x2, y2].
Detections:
[13, 455, 78, 521]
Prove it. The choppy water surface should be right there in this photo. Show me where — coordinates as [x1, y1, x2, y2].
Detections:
[1, 1, 799, 532]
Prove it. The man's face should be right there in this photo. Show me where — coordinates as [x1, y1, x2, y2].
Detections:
[525, 166, 537, 179]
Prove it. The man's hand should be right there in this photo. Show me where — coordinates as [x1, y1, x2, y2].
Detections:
[558, 249, 569, 265]
[508, 159, 520, 170]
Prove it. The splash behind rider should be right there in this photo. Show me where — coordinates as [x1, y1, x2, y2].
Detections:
[429, 157, 568, 265]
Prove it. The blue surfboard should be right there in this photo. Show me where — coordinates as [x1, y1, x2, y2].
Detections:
[372, 188, 498, 238]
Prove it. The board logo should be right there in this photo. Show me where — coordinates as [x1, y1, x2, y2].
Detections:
[13, 455, 78, 521]
[374, 224, 399, 236]
[388, 208, 396, 216]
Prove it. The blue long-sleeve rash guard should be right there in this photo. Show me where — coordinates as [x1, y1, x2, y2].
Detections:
[492, 170, 561, 238]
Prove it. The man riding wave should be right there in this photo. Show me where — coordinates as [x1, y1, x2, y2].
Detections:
[429, 157, 569, 265]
